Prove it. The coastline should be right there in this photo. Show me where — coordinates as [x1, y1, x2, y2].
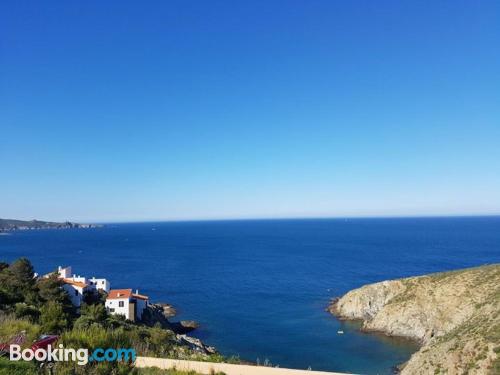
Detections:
[0, 218, 102, 232]
[328, 264, 500, 374]
[3, 218, 499, 374]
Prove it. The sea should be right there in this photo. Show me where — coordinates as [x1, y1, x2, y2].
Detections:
[1, 217, 499, 374]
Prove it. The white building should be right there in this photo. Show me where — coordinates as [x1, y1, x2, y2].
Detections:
[44, 266, 87, 308]
[47, 266, 111, 308]
[57, 266, 87, 284]
[88, 277, 110, 293]
[61, 278, 88, 308]
[105, 289, 149, 321]
[57, 265, 73, 279]
[56, 265, 110, 296]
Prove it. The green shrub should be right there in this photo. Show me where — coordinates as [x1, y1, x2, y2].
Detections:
[0, 357, 37, 375]
[81, 303, 108, 323]
[14, 303, 40, 321]
[40, 301, 68, 334]
[0, 314, 41, 345]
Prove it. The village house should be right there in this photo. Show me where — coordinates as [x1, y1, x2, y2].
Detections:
[56, 266, 110, 293]
[61, 278, 88, 308]
[53, 266, 89, 308]
[105, 289, 149, 321]
[87, 276, 111, 293]
[40, 266, 151, 322]
[48, 266, 111, 307]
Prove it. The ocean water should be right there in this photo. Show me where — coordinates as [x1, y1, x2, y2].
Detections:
[1, 217, 499, 374]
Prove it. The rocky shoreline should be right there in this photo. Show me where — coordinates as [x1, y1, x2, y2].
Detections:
[143, 302, 216, 355]
[328, 264, 499, 374]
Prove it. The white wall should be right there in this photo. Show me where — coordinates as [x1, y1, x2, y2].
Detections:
[58, 266, 87, 284]
[105, 297, 148, 321]
[69, 275, 87, 284]
[105, 298, 130, 319]
[57, 266, 72, 279]
[89, 277, 110, 293]
[62, 284, 85, 307]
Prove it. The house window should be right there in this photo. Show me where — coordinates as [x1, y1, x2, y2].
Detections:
[109, 308, 115, 313]
[119, 301, 124, 307]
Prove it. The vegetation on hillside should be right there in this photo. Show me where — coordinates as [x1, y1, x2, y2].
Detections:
[0, 257, 228, 374]
[330, 264, 500, 375]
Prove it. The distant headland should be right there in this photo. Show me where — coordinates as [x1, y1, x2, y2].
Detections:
[0, 218, 102, 232]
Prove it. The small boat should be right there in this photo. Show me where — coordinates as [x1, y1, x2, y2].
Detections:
[337, 330, 344, 334]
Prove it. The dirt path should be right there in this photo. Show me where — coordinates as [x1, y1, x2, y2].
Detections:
[134, 357, 353, 375]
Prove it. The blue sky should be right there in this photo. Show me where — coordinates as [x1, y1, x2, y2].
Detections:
[1, 1, 499, 222]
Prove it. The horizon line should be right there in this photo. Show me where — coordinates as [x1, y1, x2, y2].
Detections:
[94, 213, 500, 224]
[4, 213, 500, 225]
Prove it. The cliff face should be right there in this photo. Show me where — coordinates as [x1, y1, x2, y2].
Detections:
[329, 264, 500, 375]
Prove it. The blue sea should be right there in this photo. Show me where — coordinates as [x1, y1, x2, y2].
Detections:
[1, 217, 499, 374]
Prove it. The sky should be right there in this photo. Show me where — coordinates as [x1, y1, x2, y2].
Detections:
[1, 1, 499, 222]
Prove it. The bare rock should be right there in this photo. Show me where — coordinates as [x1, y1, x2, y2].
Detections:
[328, 264, 500, 375]
[177, 334, 217, 355]
[156, 302, 177, 318]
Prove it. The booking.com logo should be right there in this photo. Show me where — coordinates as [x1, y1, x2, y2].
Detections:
[9, 344, 136, 365]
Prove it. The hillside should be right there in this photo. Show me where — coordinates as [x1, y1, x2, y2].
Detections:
[0, 257, 231, 374]
[0, 218, 99, 231]
[328, 264, 500, 374]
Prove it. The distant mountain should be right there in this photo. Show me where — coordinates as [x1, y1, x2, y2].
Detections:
[0, 218, 101, 231]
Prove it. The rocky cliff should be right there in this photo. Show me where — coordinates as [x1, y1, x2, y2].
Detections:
[328, 264, 500, 375]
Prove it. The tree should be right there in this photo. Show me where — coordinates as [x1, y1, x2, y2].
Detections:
[72, 315, 95, 330]
[80, 303, 107, 323]
[82, 289, 107, 305]
[0, 258, 36, 305]
[0, 288, 13, 309]
[37, 274, 72, 306]
[40, 301, 68, 334]
[73, 303, 108, 330]
[147, 323, 175, 355]
[9, 258, 35, 289]
[14, 302, 40, 321]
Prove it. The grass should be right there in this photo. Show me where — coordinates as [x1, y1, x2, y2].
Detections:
[0, 359, 224, 375]
[0, 314, 41, 346]
[0, 357, 37, 375]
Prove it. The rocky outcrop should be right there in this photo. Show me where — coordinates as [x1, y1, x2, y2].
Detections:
[177, 334, 217, 355]
[156, 303, 177, 318]
[178, 320, 200, 331]
[142, 303, 200, 334]
[328, 264, 500, 375]
[141, 303, 215, 356]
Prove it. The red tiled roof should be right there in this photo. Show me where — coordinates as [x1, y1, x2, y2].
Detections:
[61, 278, 88, 288]
[107, 289, 133, 299]
[132, 293, 149, 300]
[107, 289, 149, 300]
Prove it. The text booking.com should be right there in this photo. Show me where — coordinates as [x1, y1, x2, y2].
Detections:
[9, 344, 136, 365]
